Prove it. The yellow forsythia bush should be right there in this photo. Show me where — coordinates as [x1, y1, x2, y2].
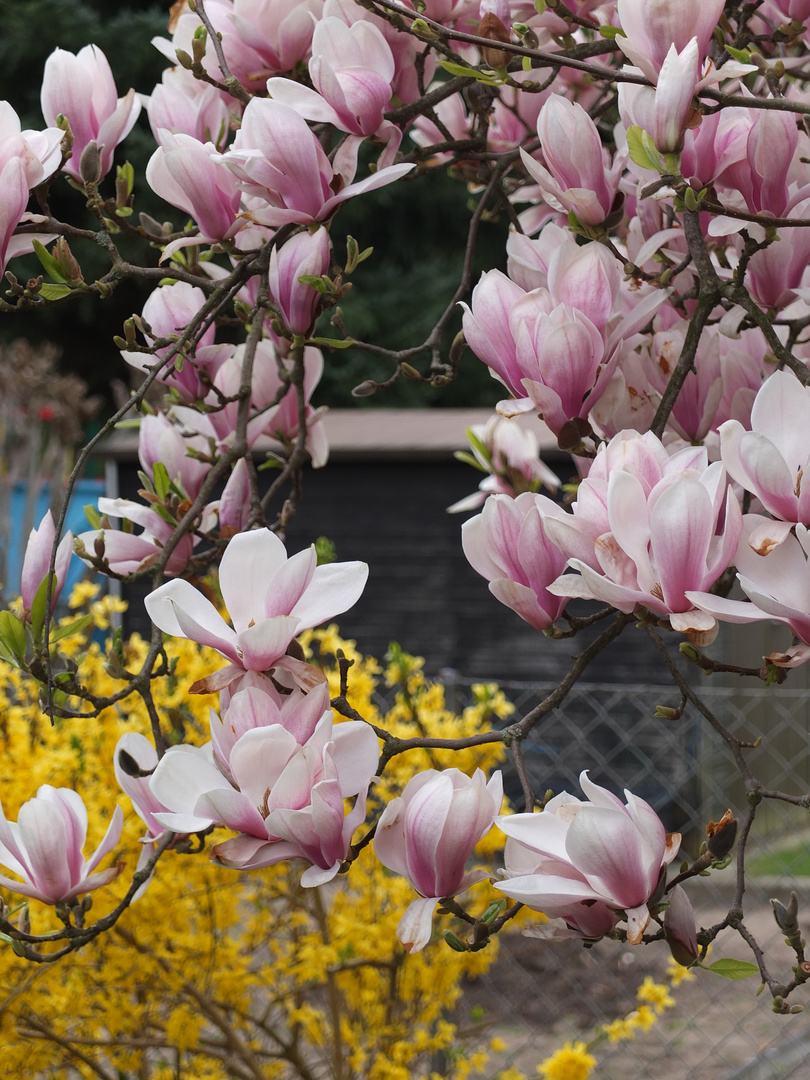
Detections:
[0, 589, 511, 1080]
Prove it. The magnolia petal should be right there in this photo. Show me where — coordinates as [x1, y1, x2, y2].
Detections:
[396, 896, 440, 954]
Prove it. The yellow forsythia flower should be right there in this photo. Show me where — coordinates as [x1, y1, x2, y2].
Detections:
[537, 1040, 597, 1080]
[666, 955, 697, 986]
[636, 975, 675, 1013]
[601, 1017, 635, 1043]
[626, 1005, 657, 1032]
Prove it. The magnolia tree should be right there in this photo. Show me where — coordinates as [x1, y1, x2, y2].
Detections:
[2, 0, 810, 1024]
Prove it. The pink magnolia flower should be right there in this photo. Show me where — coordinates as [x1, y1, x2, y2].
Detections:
[221, 98, 414, 228]
[495, 771, 681, 944]
[41, 45, 141, 182]
[172, 341, 329, 466]
[461, 492, 570, 629]
[229, 0, 325, 87]
[462, 244, 666, 432]
[138, 412, 210, 501]
[323, 0, 435, 105]
[665, 884, 698, 966]
[745, 210, 810, 309]
[20, 510, 73, 619]
[520, 95, 624, 226]
[145, 67, 232, 150]
[121, 281, 231, 402]
[152, 0, 322, 92]
[687, 518, 810, 668]
[447, 415, 560, 513]
[679, 107, 750, 190]
[268, 228, 332, 337]
[618, 40, 700, 153]
[267, 16, 401, 166]
[617, 0, 724, 81]
[146, 132, 244, 246]
[544, 431, 742, 639]
[721, 109, 799, 219]
[209, 677, 332, 777]
[114, 732, 177, 898]
[719, 370, 810, 541]
[205, 458, 253, 536]
[461, 275, 616, 435]
[645, 322, 723, 443]
[149, 711, 379, 886]
[374, 768, 503, 953]
[77, 497, 197, 578]
[0, 785, 123, 904]
[114, 733, 167, 844]
[0, 103, 63, 273]
[144, 528, 368, 689]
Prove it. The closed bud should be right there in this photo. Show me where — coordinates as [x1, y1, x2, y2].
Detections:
[771, 891, 799, 935]
[705, 810, 737, 860]
[449, 330, 466, 369]
[654, 705, 679, 719]
[79, 140, 104, 185]
[514, 23, 540, 48]
[54, 237, 83, 285]
[479, 12, 512, 67]
[192, 29, 207, 66]
[400, 362, 422, 381]
[139, 213, 166, 238]
[352, 380, 378, 397]
[481, 899, 507, 924]
[443, 930, 468, 952]
[175, 48, 193, 69]
[679, 641, 702, 663]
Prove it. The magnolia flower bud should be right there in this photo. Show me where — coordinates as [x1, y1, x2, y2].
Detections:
[706, 809, 737, 861]
[79, 139, 103, 184]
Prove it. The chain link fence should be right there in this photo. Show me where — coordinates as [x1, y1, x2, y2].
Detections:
[398, 674, 810, 1080]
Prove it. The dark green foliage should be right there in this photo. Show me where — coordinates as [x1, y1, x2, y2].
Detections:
[0, 1, 171, 405]
[0, 1, 508, 409]
[322, 167, 509, 408]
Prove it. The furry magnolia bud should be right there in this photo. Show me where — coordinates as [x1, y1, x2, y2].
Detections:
[79, 140, 104, 185]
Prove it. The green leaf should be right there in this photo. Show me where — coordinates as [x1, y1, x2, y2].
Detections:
[297, 274, 332, 294]
[465, 426, 492, 465]
[0, 610, 26, 662]
[725, 44, 752, 63]
[626, 126, 664, 173]
[50, 613, 94, 644]
[152, 461, 171, 501]
[522, 56, 532, 71]
[117, 161, 135, 198]
[314, 535, 336, 566]
[257, 456, 286, 471]
[534, 0, 547, 12]
[30, 573, 56, 643]
[32, 239, 68, 283]
[453, 450, 488, 472]
[346, 235, 360, 273]
[600, 23, 626, 38]
[700, 959, 759, 979]
[641, 128, 665, 170]
[307, 336, 355, 349]
[39, 283, 73, 301]
[438, 60, 503, 85]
